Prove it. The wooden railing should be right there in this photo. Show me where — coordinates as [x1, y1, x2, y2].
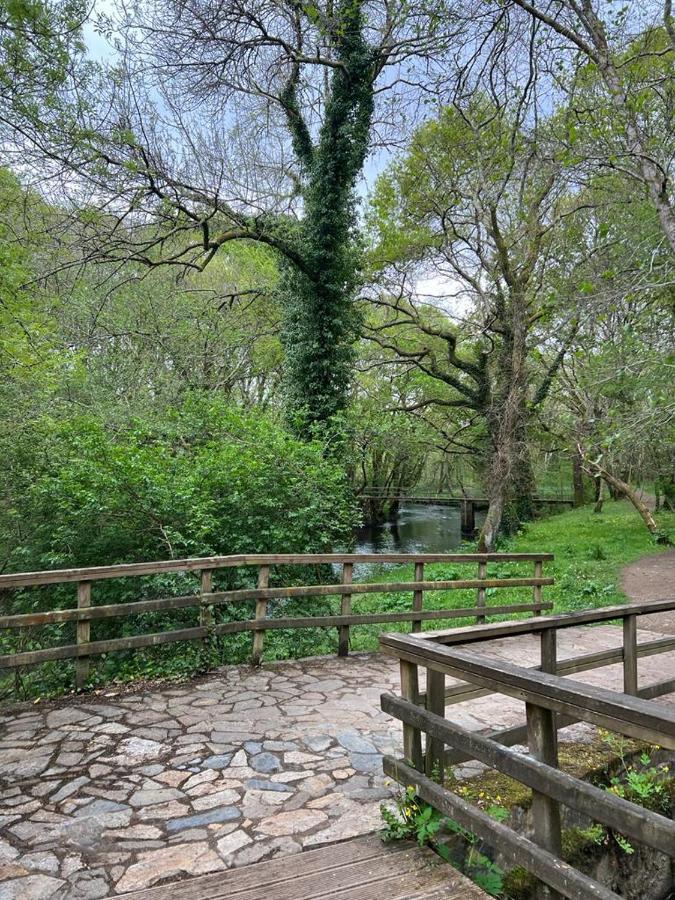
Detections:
[0, 552, 552, 690]
[380, 600, 675, 900]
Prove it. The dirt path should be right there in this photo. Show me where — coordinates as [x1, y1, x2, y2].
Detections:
[621, 548, 675, 633]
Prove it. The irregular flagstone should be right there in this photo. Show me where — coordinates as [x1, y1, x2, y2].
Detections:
[114, 842, 223, 893]
[1, 630, 664, 898]
[249, 752, 281, 774]
[216, 829, 253, 861]
[255, 809, 328, 836]
[129, 787, 185, 807]
[337, 730, 378, 754]
[0, 874, 65, 898]
[100, 737, 169, 767]
[166, 806, 240, 831]
[191, 789, 240, 810]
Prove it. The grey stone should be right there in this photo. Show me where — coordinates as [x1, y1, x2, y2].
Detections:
[166, 806, 241, 832]
[73, 799, 130, 818]
[203, 754, 232, 770]
[0, 874, 64, 899]
[51, 776, 89, 802]
[129, 788, 184, 808]
[243, 741, 262, 754]
[245, 779, 294, 793]
[262, 741, 298, 752]
[304, 735, 332, 752]
[349, 753, 383, 775]
[337, 731, 377, 754]
[249, 752, 281, 774]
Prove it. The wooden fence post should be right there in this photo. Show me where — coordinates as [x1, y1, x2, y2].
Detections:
[75, 581, 91, 691]
[252, 565, 269, 667]
[338, 562, 353, 657]
[623, 614, 638, 696]
[400, 660, 423, 771]
[425, 667, 445, 781]
[200, 570, 214, 636]
[412, 561, 424, 633]
[533, 559, 543, 616]
[530, 627, 560, 898]
[527, 698, 561, 899]
[477, 559, 487, 625]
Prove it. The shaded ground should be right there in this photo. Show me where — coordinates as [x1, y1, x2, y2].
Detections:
[1, 624, 673, 899]
[622, 548, 675, 633]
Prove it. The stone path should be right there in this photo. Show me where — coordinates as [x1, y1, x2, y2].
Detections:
[0, 625, 673, 899]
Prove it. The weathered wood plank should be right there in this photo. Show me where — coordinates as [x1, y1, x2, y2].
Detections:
[409, 598, 675, 644]
[418, 635, 675, 707]
[412, 561, 424, 633]
[401, 659, 423, 771]
[424, 668, 445, 780]
[0, 603, 553, 670]
[0, 552, 555, 588]
[104, 834, 486, 900]
[623, 614, 638, 696]
[383, 757, 620, 900]
[338, 562, 353, 656]
[441, 675, 675, 768]
[75, 581, 91, 691]
[379, 636, 675, 747]
[251, 565, 269, 666]
[380, 694, 675, 856]
[0, 595, 552, 631]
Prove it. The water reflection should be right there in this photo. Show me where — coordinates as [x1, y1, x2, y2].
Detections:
[355, 503, 486, 555]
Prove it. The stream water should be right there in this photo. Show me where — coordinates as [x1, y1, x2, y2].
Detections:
[355, 503, 486, 555]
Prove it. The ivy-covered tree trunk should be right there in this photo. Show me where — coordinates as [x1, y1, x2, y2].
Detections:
[281, 0, 374, 437]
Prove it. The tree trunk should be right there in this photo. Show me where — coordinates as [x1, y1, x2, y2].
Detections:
[593, 477, 604, 514]
[479, 490, 504, 552]
[572, 450, 585, 507]
[581, 451, 670, 543]
[478, 294, 532, 550]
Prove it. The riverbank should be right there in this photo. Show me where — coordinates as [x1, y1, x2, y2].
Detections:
[346, 500, 675, 651]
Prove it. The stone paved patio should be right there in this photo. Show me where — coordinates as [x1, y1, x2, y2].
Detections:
[0, 624, 673, 899]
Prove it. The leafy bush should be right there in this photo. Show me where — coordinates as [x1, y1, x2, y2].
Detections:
[0, 397, 360, 696]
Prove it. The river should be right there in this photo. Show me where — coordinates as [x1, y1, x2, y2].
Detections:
[355, 503, 486, 555]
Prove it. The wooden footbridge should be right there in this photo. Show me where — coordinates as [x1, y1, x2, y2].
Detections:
[356, 489, 574, 532]
[0, 552, 673, 899]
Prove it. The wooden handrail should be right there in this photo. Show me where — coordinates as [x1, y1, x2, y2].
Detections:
[0, 552, 553, 588]
[0, 552, 553, 690]
[380, 599, 675, 899]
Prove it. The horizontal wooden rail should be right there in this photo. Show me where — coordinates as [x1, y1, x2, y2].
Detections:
[0, 552, 553, 688]
[381, 600, 675, 899]
[381, 636, 675, 747]
[0, 602, 553, 670]
[0, 552, 553, 589]
[382, 694, 674, 855]
[441, 675, 675, 768]
[417, 633, 675, 706]
[0, 579, 553, 629]
[383, 757, 620, 900]
[414, 598, 675, 644]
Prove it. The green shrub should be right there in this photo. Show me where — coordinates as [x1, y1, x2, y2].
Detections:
[0, 396, 360, 697]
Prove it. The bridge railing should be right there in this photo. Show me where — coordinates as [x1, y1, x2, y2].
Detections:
[0, 552, 552, 690]
[380, 600, 675, 899]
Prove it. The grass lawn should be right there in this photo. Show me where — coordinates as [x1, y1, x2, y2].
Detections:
[338, 500, 675, 653]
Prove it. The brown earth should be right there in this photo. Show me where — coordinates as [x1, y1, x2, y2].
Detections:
[621, 548, 675, 634]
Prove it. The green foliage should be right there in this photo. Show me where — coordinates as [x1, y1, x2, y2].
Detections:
[281, 0, 374, 436]
[0, 396, 360, 697]
[380, 785, 447, 846]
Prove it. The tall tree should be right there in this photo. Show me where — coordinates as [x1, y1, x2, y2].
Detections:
[479, 1, 675, 252]
[367, 99, 585, 547]
[15, 0, 456, 436]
